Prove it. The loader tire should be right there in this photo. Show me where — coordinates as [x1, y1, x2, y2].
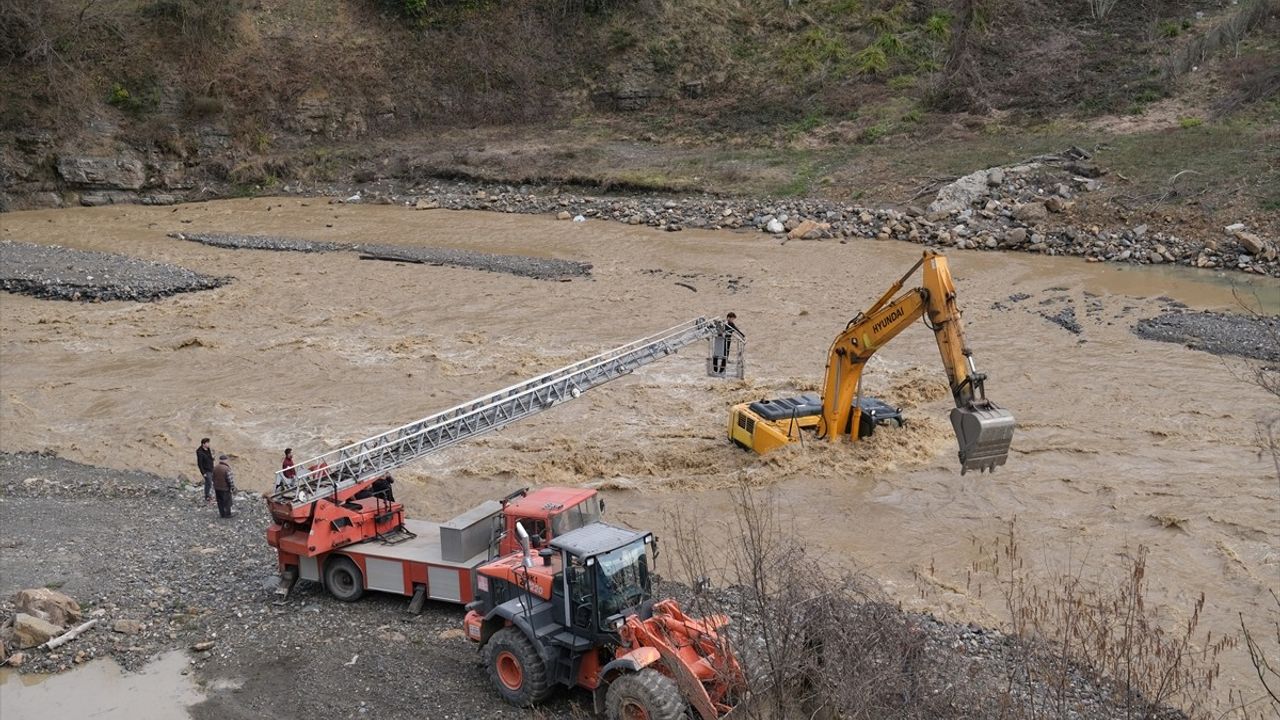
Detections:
[606, 668, 687, 720]
[324, 556, 365, 602]
[484, 627, 552, 707]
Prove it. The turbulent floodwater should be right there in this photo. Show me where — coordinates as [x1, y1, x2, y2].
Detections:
[1, 200, 1276, 706]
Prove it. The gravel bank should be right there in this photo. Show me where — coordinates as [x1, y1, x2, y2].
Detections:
[170, 231, 592, 281]
[170, 232, 344, 253]
[1134, 310, 1280, 362]
[0, 241, 228, 302]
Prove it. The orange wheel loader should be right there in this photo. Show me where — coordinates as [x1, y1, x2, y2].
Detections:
[464, 522, 749, 720]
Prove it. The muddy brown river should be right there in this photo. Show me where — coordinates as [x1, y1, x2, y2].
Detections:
[1, 200, 1276, 707]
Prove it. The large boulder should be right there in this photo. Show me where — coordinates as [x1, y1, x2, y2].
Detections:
[1235, 231, 1276, 260]
[12, 613, 62, 649]
[1013, 202, 1049, 222]
[14, 588, 81, 628]
[927, 169, 990, 215]
[56, 156, 145, 190]
[787, 219, 827, 240]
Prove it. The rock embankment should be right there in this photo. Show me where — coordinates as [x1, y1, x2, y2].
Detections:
[288, 153, 1278, 278]
[170, 232, 592, 281]
[0, 241, 228, 302]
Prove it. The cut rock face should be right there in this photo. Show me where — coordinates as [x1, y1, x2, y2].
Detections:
[55, 156, 145, 190]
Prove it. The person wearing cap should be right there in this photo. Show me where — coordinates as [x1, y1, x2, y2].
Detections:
[211, 454, 237, 518]
[196, 438, 214, 504]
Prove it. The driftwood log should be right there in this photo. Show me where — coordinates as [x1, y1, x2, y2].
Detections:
[41, 619, 99, 650]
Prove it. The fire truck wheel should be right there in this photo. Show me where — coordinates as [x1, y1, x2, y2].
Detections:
[605, 668, 686, 720]
[324, 556, 365, 602]
[483, 627, 552, 706]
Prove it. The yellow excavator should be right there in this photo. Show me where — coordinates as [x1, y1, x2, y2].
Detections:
[728, 250, 1015, 474]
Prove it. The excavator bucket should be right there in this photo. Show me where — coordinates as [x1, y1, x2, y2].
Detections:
[950, 403, 1015, 474]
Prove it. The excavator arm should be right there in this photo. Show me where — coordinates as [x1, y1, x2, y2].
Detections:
[817, 251, 1015, 473]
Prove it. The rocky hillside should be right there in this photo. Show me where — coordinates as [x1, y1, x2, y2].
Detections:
[1, 0, 1277, 220]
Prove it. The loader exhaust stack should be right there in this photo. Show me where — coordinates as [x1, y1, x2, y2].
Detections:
[950, 403, 1015, 474]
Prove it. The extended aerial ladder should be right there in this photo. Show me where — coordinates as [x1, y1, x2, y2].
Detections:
[266, 316, 744, 550]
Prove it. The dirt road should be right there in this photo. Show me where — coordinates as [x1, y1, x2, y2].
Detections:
[1, 200, 1276, 708]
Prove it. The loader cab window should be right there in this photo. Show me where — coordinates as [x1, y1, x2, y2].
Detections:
[566, 554, 593, 630]
[592, 538, 652, 630]
[551, 498, 603, 537]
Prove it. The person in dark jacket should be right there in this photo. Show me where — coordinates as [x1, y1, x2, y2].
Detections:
[712, 312, 743, 375]
[196, 438, 214, 503]
[211, 454, 236, 518]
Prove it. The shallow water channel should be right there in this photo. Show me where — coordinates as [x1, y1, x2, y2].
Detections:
[0, 650, 202, 719]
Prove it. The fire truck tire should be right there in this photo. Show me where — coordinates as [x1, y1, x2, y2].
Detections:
[605, 668, 686, 720]
[483, 627, 552, 707]
[324, 556, 365, 602]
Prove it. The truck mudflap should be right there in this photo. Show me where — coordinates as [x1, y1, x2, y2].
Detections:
[950, 402, 1016, 474]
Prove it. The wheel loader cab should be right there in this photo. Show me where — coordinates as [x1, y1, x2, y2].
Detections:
[467, 523, 655, 643]
[557, 531, 655, 638]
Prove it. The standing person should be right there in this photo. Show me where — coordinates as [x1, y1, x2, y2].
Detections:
[212, 454, 236, 518]
[196, 438, 214, 504]
[277, 448, 297, 493]
[713, 312, 743, 375]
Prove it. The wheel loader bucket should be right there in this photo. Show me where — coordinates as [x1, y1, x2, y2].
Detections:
[950, 403, 1015, 474]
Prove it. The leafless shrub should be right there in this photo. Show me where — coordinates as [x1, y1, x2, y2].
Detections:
[970, 523, 1233, 720]
[668, 483, 978, 719]
[1236, 590, 1280, 716]
[1085, 0, 1121, 22]
[1162, 0, 1274, 82]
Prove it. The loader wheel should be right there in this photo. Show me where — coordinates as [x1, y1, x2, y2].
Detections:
[324, 556, 365, 602]
[483, 627, 552, 707]
[606, 668, 686, 720]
